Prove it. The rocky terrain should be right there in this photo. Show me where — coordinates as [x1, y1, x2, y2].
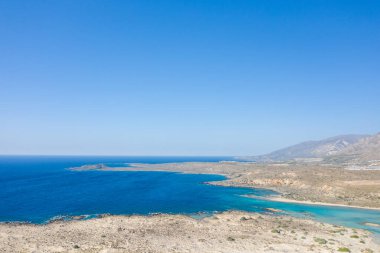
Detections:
[1, 211, 378, 253]
[212, 163, 380, 208]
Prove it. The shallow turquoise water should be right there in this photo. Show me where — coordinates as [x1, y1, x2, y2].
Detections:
[0, 156, 379, 236]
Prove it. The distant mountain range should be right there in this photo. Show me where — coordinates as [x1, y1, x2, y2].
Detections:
[245, 133, 380, 164]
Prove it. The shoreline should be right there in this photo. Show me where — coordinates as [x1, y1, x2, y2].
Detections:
[2, 210, 379, 253]
[2, 162, 380, 252]
[3, 194, 380, 226]
[71, 163, 380, 211]
[72, 163, 380, 212]
[263, 196, 380, 211]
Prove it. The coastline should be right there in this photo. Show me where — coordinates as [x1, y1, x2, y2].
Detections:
[264, 196, 380, 211]
[1, 210, 379, 253]
[67, 163, 380, 231]
[71, 162, 380, 211]
[2, 161, 380, 252]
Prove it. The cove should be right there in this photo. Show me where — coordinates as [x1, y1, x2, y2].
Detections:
[1, 156, 380, 236]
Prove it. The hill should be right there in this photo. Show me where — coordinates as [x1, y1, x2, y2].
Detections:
[326, 133, 380, 164]
[245, 134, 369, 162]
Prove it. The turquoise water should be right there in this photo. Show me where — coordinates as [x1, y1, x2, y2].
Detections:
[1, 156, 380, 236]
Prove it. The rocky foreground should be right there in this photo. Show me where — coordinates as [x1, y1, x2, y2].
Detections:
[1, 211, 378, 253]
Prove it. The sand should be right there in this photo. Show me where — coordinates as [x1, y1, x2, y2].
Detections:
[265, 196, 380, 211]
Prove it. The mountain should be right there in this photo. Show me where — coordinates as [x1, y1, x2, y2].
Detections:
[247, 134, 368, 162]
[326, 133, 380, 164]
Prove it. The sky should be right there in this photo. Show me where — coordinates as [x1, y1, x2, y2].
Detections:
[0, 0, 379, 156]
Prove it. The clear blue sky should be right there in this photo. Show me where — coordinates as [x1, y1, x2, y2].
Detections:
[1, 0, 379, 156]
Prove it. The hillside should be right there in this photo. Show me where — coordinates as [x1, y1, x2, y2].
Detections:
[247, 135, 367, 162]
[326, 133, 380, 164]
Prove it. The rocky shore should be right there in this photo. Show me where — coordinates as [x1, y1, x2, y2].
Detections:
[1, 211, 378, 253]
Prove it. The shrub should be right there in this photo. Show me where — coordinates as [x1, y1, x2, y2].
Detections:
[227, 237, 235, 241]
[314, 238, 327, 244]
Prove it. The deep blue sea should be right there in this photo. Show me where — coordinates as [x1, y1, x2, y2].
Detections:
[1, 156, 380, 236]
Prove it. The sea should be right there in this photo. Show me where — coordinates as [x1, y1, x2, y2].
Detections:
[1, 155, 380, 236]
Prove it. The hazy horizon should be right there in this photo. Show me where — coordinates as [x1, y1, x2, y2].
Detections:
[0, 132, 376, 157]
[1, 1, 379, 156]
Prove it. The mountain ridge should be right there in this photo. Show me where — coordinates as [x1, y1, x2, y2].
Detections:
[244, 133, 380, 164]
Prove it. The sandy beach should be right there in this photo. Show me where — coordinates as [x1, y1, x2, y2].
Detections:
[264, 196, 380, 211]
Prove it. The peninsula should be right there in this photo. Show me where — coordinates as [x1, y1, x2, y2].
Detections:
[2, 133, 380, 252]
